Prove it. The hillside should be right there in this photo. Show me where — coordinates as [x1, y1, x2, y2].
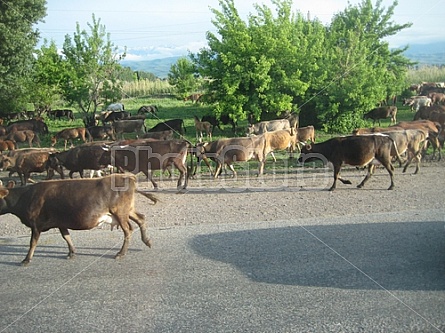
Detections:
[120, 42, 445, 78]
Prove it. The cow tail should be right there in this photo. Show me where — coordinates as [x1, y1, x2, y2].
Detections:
[136, 190, 158, 204]
[182, 120, 187, 133]
[85, 127, 93, 142]
[389, 136, 403, 167]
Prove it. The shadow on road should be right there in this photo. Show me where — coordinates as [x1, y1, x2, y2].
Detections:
[190, 221, 445, 291]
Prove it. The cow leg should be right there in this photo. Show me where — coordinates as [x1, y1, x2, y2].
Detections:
[113, 214, 133, 259]
[270, 151, 277, 162]
[174, 163, 188, 190]
[146, 170, 158, 189]
[59, 228, 76, 259]
[129, 211, 152, 248]
[227, 164, 237, 178]
[357, 164, 375, 189]
[22, 228, 41, 265]
[330, 163, 350, 191]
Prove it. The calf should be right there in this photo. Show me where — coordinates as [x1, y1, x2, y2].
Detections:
[0, 150, 64, 185]
[299, 135, 397, 191]
[0, 174, 157, 265]
[363, 106, 397, 126]
[295, 125, 316, 150]
[51, 127, 91, 150]
[112, 119, 146, 139]
[196, 136, 266, 177]
[101, 139, 190, 190]
[6, 130, 40, 147]
[137, 105, 158, 116]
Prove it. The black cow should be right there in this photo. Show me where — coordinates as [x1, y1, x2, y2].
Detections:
[147, 119, 186, 136]
[299, 135, 398, 191]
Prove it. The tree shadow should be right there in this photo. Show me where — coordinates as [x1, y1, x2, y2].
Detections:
[190, 221, 445, 291]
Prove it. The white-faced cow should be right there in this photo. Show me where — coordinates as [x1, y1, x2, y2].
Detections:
[299, 135, 398, 191]
[0, 174, 157, 265]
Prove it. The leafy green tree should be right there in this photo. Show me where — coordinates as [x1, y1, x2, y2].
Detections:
[0, 0, 46, 114]
[61, 14, 126, 114]
[304, 0, 413, 132]
[168, 57, 200, 98]
[30, 39, 67, 113]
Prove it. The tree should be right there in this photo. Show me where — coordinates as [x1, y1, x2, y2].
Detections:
[61, 14, 126, 114]
[193, 0, 413, 132]
[0, 0, 46, 114]
[168, 57, 200, 98]
[30, 39, 67, 113]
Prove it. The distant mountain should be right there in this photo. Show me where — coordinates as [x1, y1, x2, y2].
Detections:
[120, 42, 445, 78]
[120, 56, 181, 78]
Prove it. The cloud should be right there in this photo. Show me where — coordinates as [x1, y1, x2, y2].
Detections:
[124, 41, 208, 61]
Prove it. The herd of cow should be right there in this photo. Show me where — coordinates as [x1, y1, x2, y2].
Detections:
[0, 92, 444, 265]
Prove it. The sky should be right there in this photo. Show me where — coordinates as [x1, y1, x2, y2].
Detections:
[36, 0, 445, 61]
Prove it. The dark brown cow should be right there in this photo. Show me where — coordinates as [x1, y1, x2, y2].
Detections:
[112, 119, 146, 139]
[201, 115, 222, 133]
[363, 106, 397, 126]
[196, 136, 266, 177]
[48, 142, 112, 178]
[51, 127, 91, 150]
[299, 135, 398, 191]
[413, 105, 445, 120]
[6, 119, 49, 135]
[103, 111, 131, 123]
[147, 119, 186, 136]
[87, 125, 116, 141]
[48, 109, 75, 121]
[0, 150, 64, 185]
[101, 139, 190, 190]
[6, 130, 40, 147]
[0, 174, 157, 265]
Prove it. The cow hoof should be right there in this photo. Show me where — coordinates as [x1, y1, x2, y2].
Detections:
[145, 239, 153, 248]
[388, 185, 394, 190]
[357, 184, 364, 188]
[67, 253, 76, 260]
[21, 260, 30, 266]
[115, 253, 125, 260]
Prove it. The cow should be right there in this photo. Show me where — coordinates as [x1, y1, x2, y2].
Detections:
[428, 92, 445, 105]
[220, 114, 237, 133]
[0, 174, 157, 265]
[354, 128, 426, 174]
[48, 109, 75, 121]
[413, 105, 445, 121]
[6, 130, 40, 148]
[262, 129, 296, 162]
[51, 127, 91, 150]
[403, 96, 432, 112]
[294, 126, 316, 150]
[391, 120, 441, 160]
[184, 93, 202, 103]
[6, 119, 49, 135]
[201, 115, 222, 133]
[101, 139, 191, 190]
[48, 142, 112, 179]
[0, 150, 64, 185]
[147, 119, 186, 136]
[298, 135, 398, 191]
[87, 125, 116, 141]
[196, 136, 266, 177]
[137, 105, 158, 116]
[103, 111, 131, 123]
[112, 119, 146, 139]
[194, 116, 212, 142]
[141, 129, 174, 140]
[247, 118, 291, 136]
[429, 110, 445, 127]
[363, 106, 397, 126]
[105, 103, 125, 112]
